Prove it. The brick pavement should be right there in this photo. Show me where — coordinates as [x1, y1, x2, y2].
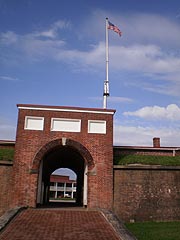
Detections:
[0, 208, 121, 240]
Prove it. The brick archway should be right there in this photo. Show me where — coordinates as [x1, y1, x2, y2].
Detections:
[33, 138, 94, 206]
[31, 138, 95, 173]
[14, 104, 115, 209]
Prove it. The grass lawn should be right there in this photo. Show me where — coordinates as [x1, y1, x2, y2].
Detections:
[0, 148, 14, 161]
[114, 155, 180, 166]
[125, 221, 180, 240]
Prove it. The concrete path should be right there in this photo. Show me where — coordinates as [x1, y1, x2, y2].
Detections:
[0, 208, 122, 240]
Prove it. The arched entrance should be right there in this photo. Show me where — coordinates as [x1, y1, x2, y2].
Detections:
[14, 104, 114, 210]
[34, 139, 93, 207]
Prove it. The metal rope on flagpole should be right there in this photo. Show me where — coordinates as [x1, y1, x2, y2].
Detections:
[103, 17, 110, 109]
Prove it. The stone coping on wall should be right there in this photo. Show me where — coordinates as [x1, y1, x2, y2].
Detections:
[0, 160, 13, 166]
[0, 140, 15, 145]
[113, 164, 180, 170]
[17, 103, 116, 115]
[0, 207, 25, 232]
[101, 210, 137, 240]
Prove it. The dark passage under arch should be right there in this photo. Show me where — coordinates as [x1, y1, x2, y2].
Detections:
[37, 145, 86, 207]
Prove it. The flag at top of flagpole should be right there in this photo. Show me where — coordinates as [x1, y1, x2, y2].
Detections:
[108, 20, 122, 36]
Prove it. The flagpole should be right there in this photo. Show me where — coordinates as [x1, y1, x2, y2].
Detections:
[103, 17, 110, 109]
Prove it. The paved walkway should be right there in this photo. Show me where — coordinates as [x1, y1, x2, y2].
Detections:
[0, 208, 121, 240]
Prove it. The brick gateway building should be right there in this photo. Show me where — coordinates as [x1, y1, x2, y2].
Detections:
[13, 104, 115, 209]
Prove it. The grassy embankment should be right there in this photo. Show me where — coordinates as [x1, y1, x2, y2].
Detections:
[0, 149, 14, 161]
[114, 154, 180, 166]
[126, 221, 180, 240]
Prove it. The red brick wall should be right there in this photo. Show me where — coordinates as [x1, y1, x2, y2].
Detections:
[114, 148, 174, 157]
[113, 166, 180, 222]
[13, 105, 115, 210]
[0, 163, 13, 216]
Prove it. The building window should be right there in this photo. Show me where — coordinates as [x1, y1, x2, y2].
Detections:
[51, 118, 81, 132]
[24, 116, 44, 130]
[88, 120, 106, 134]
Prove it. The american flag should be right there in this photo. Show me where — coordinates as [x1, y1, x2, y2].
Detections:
[108, 21, 122, 36]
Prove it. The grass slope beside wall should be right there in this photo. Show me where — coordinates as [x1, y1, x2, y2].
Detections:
[126, 221, 180, 240]
[0, 149, 14, 161]
[114, 155, 180, 166]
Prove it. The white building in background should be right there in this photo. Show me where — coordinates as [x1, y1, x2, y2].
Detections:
[50, 175, 76, 200]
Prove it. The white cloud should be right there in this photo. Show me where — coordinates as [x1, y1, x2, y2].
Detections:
[0, 31, 66, 62]
[0, 75, 19, 81]
[33, 20, 71, 39]
[123, 104, 180, 121]
[55, 42, 105, 68]
[114, 124, 180, 147]
[108, 44, 180, 76]
[122, 13, 180, 47]
[35, 29, 56, 39]
[0, 20, 69, 62]
[0, 31, 18, 44]
[56, 43, 180, 83]
[89, 96, 133, 104]
[109, 96, 133, 103]
[22, 37, 65, 60]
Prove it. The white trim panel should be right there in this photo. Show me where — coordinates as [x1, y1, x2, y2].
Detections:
[51, 118, 81, 132]
[88, 120, 106, 134]
[18, 106, 115, 115]
[24, 116, 44, 130]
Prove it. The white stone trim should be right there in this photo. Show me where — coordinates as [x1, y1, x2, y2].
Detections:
[51, 118, 81, 132]
[88, 120, 106, 134]
[18, 106, 115, 115]
[24, 116, 44, 130]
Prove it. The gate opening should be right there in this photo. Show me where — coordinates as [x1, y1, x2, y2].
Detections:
[49, 168, 77, 203]
[37, 145, 87, 208]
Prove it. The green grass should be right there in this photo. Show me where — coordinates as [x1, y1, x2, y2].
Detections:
[125, 221, 180, 240]
[114, 155, 180, 166]
[50, 197, 75, 201]
[0, 148, 14, 161]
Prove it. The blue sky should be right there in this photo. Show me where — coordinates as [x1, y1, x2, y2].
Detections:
[1, 0, 180, 147]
